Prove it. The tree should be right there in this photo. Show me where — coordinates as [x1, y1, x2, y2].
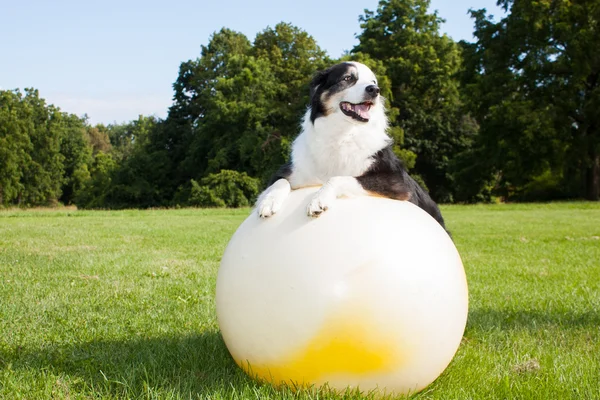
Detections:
[168, 24, 330, 190]
[156, 28, 254, 198]
[74, 151, 117, 208]
[59, 114, 92, 205]
[464, 0, 600, 200]
[18, 90, 67, 205]
[0, 89, 96, 207]
[107, 123, 170, 208]
[0, 90, 30, 205]
[354, 0, 473, 202]
[73, 116, 168, 209]
[0, 89, 74, 206]
[85, 125, 112, 155]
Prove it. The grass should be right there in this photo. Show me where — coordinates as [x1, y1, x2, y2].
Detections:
[1, 203, 599, 399]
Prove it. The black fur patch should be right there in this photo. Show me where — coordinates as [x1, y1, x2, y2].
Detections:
[357, 146, 447, 230]
[309, 63, 358, 123]
[268, 162, 293, 186]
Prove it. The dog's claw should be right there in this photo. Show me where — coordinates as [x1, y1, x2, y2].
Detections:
[307, 193, 332, 217]
[308, 209, 323, 217]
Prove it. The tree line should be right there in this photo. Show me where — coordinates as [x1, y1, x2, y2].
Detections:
[1, 0, 598, 209]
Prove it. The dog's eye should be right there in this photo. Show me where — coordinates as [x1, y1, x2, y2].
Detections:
[343, 75, 353, 82]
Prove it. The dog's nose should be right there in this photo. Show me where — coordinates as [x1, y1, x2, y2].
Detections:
[365, 85, 380, 97]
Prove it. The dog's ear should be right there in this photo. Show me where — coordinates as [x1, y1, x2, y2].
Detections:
[309, 70, 328, 98]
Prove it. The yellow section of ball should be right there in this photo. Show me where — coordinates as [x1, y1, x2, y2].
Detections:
[239, 302, 405, 386]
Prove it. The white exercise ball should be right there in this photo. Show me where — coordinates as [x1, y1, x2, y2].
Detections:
[216, 187, 468, 397]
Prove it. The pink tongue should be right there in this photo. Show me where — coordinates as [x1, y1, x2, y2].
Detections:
[353, 103, 371, 119]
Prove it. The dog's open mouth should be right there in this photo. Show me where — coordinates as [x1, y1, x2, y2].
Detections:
[340, 101, 373, 122]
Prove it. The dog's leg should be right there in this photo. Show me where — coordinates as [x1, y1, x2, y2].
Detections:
[256, 179, 291, 218]
[307, 176, 366, 217]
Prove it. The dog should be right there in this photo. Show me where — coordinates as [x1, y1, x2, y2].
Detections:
[255, 61, 447, 230]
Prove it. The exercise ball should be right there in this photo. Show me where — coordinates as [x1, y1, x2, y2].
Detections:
[216, 187, 468, 397]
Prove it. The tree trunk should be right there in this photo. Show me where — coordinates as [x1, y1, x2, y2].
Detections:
[586, 152, 600, 201]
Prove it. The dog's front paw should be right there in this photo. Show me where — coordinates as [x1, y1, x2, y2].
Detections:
[307, 189, 335, 218]
[257, 196, 283, 218]
[255, 179, 291, 219]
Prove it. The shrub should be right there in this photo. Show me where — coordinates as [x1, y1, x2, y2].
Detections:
[188, 170, 259, 208]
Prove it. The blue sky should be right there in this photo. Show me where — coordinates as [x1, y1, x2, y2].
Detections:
[1, 0, 504, 125]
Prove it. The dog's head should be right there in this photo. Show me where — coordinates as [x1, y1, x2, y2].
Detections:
[308, 62, 384, 125]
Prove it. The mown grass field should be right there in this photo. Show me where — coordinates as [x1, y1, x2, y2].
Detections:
[1, 203, 599, 399]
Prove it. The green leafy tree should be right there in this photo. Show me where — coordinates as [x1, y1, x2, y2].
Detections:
[0, 90, 31, 205]
[190, 54, 278, 177]
[354, 0, 473, 202]
[74, 151, 117, 208]
[1, 89, 97, 207]
[463, 0, 600, 200]
[168, 24, 329, 189]
[19, 90, 67, 205]
[0, 89, 75, 206]
[59, 114, 92, 205]
[156, 28, 254, 197]
[106, 116, 158, 160]
[77, 116, 167, 209]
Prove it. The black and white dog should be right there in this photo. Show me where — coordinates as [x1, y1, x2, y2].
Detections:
[256, 61, 446, 230]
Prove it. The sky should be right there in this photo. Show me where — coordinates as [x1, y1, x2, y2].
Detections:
[0, 0, 504, 125]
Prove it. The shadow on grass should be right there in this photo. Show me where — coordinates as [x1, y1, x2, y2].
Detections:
[1, 331, 401, 399]
[1, 330, 255, 397]
[467, 308, 600, 331]
[9, 309, 596, 397]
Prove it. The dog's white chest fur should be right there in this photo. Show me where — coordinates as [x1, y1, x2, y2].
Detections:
[289, 109, 390, 189]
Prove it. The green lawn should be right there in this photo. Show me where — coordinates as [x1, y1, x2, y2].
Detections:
[1, 203, 599, 399]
